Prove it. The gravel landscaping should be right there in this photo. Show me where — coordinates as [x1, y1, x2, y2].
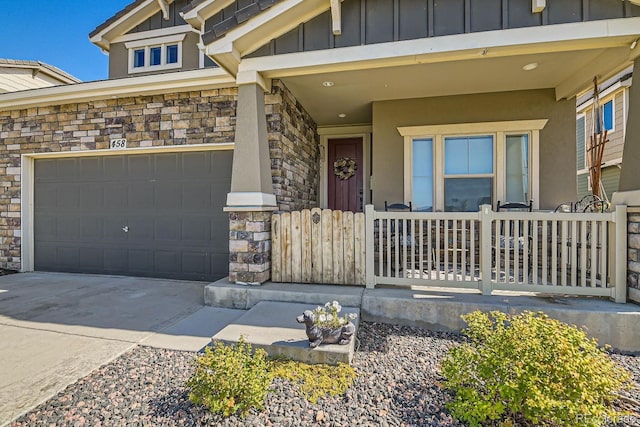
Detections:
[10, 322, 640, 427]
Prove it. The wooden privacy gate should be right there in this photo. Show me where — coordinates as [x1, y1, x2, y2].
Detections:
[272, 209, 365, 285]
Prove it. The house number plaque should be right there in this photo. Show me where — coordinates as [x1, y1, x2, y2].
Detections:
[110, 138, 127, 149]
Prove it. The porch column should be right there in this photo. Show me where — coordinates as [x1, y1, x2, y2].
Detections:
[619, 56, 640, 191]
[226, 80, 276, 284]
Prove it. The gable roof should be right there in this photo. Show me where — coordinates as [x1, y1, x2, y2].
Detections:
[0, 59, 80, 85]
[90, 0, 185, 50]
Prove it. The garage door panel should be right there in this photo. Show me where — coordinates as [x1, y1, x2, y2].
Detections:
[182, 217, 210, 241]
[57, 216, 80, 241]
[127, 216, 154, 240]
[103, 156, 126, 177]
[104, 248, 127, 271]
[35, 159, 58, 180]
[155, 251, 179, 274]
[57, 183, 80, 208]
[155, 217, 180, 240]
[103, 216, 129, 240]
[128, 155, 153, 179]
[80, 216, 104, 239]
[35, 215, 57, 239]
[56, 159, 78, 180]
[182, 252, 207, 275]
[80, 183, 104, 210]
[182, 152, 211, 178]
[155, 182, 181, 209]
[35, 150, 231, 281]
[35, 183, 58, 209]
[128, 181, 154, 209]
[79, 158, 102, 179]
[104, 183, 128, 209]
[79, 247, 103, 269]
[183, 182, 211, 209]
[154, 153, 179, 178]
[129, 249, 154, 273]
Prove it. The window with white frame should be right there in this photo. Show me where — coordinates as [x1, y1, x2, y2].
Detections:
[400, 120, 546, 212]
[601, 99, 614, 132]
[125, 33, 185, 74]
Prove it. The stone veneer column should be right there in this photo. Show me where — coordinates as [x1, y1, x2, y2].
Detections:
[225, 80, 276, 284]
[627, 207, 640, 303]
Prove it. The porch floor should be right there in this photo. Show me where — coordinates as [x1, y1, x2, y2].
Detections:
[205, 278, 640, 353]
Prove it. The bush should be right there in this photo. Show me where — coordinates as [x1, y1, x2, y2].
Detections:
[269, 359, 356, 404]
[441, 310, 632, 427]
[187, 337, 271, 417]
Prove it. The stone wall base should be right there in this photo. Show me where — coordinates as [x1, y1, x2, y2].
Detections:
[228, 210, 273, 284]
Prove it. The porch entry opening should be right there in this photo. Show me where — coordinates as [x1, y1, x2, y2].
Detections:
[328, 137, 364, 212]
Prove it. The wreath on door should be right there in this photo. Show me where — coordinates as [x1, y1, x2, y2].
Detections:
[333, 157, 357, 180]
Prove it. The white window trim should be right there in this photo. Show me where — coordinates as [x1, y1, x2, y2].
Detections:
[399, 120, 547, 211]
[601, 98, 615, 132]
[125, 33, 186, 74]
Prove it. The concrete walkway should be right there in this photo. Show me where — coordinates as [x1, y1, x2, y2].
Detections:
[0, 273, 244, 427]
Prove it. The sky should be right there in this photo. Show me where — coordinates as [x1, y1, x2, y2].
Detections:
[0, 0, 133, 82]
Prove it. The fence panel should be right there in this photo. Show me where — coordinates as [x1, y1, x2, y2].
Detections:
[365, 205, 626, 301]
[271, 209, 365, 285]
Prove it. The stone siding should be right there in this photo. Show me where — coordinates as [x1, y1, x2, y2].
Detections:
[228, 210, 272, 284]
[0, 89, 237, 271]
[628, 208, 640, 294]
[267, 80, 320, 212]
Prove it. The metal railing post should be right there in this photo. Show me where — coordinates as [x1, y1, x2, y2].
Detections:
[365, 204, 375, 289]
[479, 204, 493, 296]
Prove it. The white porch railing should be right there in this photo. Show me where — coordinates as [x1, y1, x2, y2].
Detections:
[364, 204, 627, 303]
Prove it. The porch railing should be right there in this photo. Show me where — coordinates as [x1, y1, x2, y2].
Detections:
[364, 204, 627, 302]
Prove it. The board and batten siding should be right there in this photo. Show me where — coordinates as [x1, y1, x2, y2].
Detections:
[271, 209, 366, 285]
[246, 0, 640, 58]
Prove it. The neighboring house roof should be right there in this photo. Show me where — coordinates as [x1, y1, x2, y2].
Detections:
[0, 59, 80, 93]
[577, 65, 633, 110]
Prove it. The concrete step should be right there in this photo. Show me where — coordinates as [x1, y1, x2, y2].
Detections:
[212, 301, 359, 365]
[205, 278, 363, 310]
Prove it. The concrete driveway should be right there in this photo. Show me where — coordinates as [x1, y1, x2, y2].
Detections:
[0, 272, 242, 426]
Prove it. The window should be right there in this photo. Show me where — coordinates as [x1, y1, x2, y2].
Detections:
[602, 99, 614, 131]
[133, 49, 145, 68]
[444, 136, 494, 211]
[167, 44, 179, 64]
[400, 120, 547, 212]
[125, 34, 185, 74]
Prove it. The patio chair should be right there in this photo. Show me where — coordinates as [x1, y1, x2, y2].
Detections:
[495, 200, 533, 277]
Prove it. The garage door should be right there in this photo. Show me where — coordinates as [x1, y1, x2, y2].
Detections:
[34, 150, 232, 281]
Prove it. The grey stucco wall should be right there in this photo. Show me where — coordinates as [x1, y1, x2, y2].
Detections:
[620, 57, 640, 192]
[108, 32, 202, 79]
[372, 89, 576, 211]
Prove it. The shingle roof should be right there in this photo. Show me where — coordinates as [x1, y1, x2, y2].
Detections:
[0, 59, 81, 83]
[89, 0, 146, 39]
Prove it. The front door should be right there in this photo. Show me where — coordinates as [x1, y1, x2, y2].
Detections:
[327, 138, 363, 212]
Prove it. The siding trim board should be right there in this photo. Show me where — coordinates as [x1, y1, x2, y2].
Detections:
[243, 0, 640, 58]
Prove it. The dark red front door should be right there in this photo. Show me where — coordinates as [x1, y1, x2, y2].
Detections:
[328, 138, 363, 212]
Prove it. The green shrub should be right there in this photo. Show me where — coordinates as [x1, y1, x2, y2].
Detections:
[441, 310, 632, 427]
[187, 337, 272, 417]
[269, 359, 356, 404]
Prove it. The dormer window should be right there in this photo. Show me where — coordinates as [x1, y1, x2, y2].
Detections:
[125, 33, 186, 74]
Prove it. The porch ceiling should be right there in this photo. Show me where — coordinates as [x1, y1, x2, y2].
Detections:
[280, 46, 632, 127]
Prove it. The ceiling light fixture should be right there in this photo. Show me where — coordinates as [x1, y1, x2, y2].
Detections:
[523, 62, 539, 71]
[322, 81, 335, 87]
[338, 113, 347, 118]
